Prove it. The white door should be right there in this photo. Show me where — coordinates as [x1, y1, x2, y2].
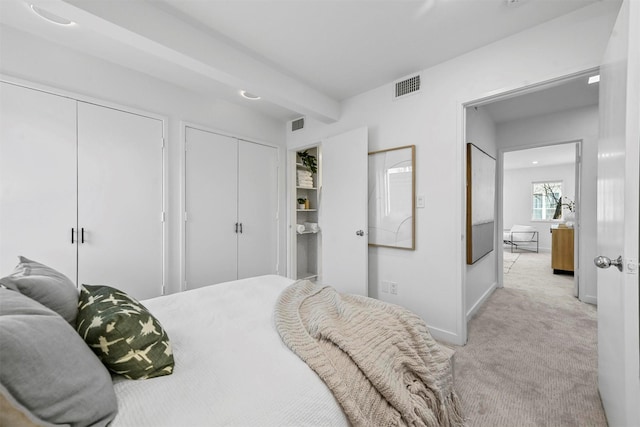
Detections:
[185, 127, 238, 288]
[237, 140, 278, 279]
[320, 127, 368, 295]
[596, 1, 640, 425]
[0, 83, 77, 280]
[77, 103, 164, 300]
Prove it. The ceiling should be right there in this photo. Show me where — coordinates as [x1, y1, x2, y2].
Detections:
[504, 143, 578, 170]
[484, 73, 600, 124]
[0, 0, 607, 122]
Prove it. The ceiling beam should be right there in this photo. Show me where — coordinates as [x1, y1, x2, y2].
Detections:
[32, 0, 341, 123]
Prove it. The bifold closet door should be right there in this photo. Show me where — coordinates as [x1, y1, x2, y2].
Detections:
[237, 140, 278, 279]
[0, 82, 77, 279]
[185, 127, 238, 288]
[77, 102, 163, 300]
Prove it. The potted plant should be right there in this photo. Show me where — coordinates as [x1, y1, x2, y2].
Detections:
[297, 197, 307, 210]
[297, 150, 317, 174]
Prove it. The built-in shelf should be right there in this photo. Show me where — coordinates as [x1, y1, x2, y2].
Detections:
[294, 147, 319, 283]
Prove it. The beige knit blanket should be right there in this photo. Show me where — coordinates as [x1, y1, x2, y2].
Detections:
[275, 280, 464, 427]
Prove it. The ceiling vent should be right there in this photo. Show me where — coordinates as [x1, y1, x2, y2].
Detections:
[291, 117, 305, 132]
[394, 75, 421, 100]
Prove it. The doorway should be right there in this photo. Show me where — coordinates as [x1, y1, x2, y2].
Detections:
[463, 69, 600, 326]
[502, 142, 580, 297]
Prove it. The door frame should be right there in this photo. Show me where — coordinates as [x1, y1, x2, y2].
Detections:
[459, 67, 599, 343]
[497, 140, 582, 290]
[179, 121, 282, 292]
[0, 74, 169, 295]
[286, 141, 321, 280]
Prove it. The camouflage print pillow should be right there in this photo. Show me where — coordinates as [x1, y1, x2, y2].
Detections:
[76, 285, 174, 380]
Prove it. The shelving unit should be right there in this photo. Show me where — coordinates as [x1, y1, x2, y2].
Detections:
[293, 147, 320, 281]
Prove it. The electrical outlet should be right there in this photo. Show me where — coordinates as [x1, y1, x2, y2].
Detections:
[390, 282, 398, 295]
[381, 280, 390, 293]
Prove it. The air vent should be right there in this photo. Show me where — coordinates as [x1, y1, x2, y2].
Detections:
[394, 75, 421, 99]
[291, 117, 305, 132]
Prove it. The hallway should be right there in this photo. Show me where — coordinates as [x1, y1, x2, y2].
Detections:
[453, 252, 604, 426]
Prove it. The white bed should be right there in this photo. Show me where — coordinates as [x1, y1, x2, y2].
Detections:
[1, 258, 461, 427]
[112, 275, 349, 426]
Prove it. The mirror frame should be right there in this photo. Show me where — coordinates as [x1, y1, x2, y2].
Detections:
[368, 145, 415, 250]
[466, 143, 496, 264]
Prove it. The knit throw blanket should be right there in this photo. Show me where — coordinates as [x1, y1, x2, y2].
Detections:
[275, 280, 464, 427]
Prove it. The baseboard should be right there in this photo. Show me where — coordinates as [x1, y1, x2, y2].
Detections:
[428, 325, 464, 346]
[581, 294, 597, 305]
[466, 281, 498, 321]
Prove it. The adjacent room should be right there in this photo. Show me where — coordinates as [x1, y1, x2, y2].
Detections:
[0, 1, 638, 426]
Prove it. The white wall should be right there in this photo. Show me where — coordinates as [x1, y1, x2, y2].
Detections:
[503, 162, 576, 251]
[0, 25, 287, 294]
[287, 2, 618, 344]
[465, 107, 498, 319]
[498, 105, 599, 304]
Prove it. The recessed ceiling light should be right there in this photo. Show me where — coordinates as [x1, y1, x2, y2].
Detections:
[30, 4, 75, 26]
[240, 90, 261, 100]
[588, 75, 600, 85]
[532, 161, 539, 165]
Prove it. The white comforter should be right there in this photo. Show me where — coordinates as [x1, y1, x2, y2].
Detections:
[111, 275, 348, 427]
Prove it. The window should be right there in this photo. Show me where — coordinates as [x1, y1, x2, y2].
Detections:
[532, 181, 562, 220]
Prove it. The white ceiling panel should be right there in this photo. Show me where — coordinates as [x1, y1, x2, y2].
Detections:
[0, 0, 617, 122]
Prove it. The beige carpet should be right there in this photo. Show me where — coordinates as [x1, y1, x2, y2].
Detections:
[452, 252, 606, 426]
[503, 251, 520, 274]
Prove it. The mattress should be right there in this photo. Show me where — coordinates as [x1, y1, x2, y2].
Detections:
[111, 275, 348, 426]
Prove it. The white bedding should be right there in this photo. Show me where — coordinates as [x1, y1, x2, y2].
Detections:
[111, 275, 348, 427]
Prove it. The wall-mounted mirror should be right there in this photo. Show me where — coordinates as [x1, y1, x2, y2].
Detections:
[466, 143, 496, 264]
[368, 145, 415, 250]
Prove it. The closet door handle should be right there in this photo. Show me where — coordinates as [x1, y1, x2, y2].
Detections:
[235, 223, 238, 233]
[81, 228, 85, 244]
[71, 228, 75, 244]
[239, 223, 243, 234]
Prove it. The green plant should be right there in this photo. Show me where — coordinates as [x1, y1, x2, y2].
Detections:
[297, 150, 317, 174]
[297, 197, 306, 205]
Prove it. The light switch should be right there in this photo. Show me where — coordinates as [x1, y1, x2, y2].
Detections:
[416, 194, 425, 208]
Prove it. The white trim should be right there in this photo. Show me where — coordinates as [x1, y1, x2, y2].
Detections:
[427, 325, 462, 345]
[1, 74, 169, 297]
[460, 68, 598, 345]
[0, 74, 166, 122]
[466, 281, 498, 321]
[179, 121, 282, 289]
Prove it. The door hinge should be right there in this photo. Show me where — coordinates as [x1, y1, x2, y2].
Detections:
[161, 212, 166, 222]
[161, 138, 165, 149]
[184, 212, 188, 222]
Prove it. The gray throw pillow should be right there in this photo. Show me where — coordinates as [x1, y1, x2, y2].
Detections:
[0, 288, 118, 427]
[0, 256, 78, 325]
[76, 284, 175, 380]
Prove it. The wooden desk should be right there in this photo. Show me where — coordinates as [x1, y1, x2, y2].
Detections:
[551, 227, 574, 273]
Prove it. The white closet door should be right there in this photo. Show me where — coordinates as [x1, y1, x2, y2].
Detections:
[320, 127, 368, 296]
[77, 102, 163, 300]
[237, 140, 278, 279]
[185, 127, 238, 288]
[0, 83, 77, 280]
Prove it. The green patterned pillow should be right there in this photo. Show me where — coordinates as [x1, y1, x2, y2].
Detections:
[76, 284, 174, 380]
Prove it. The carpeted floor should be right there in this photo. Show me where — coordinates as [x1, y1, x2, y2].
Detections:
[452, 252, 606, 426]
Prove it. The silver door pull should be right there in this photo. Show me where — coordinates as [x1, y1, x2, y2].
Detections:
[594, 255, 623, 272]
[356, 230, 364, 236]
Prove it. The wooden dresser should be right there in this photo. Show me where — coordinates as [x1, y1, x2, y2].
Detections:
[551, 227, 574, 274]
